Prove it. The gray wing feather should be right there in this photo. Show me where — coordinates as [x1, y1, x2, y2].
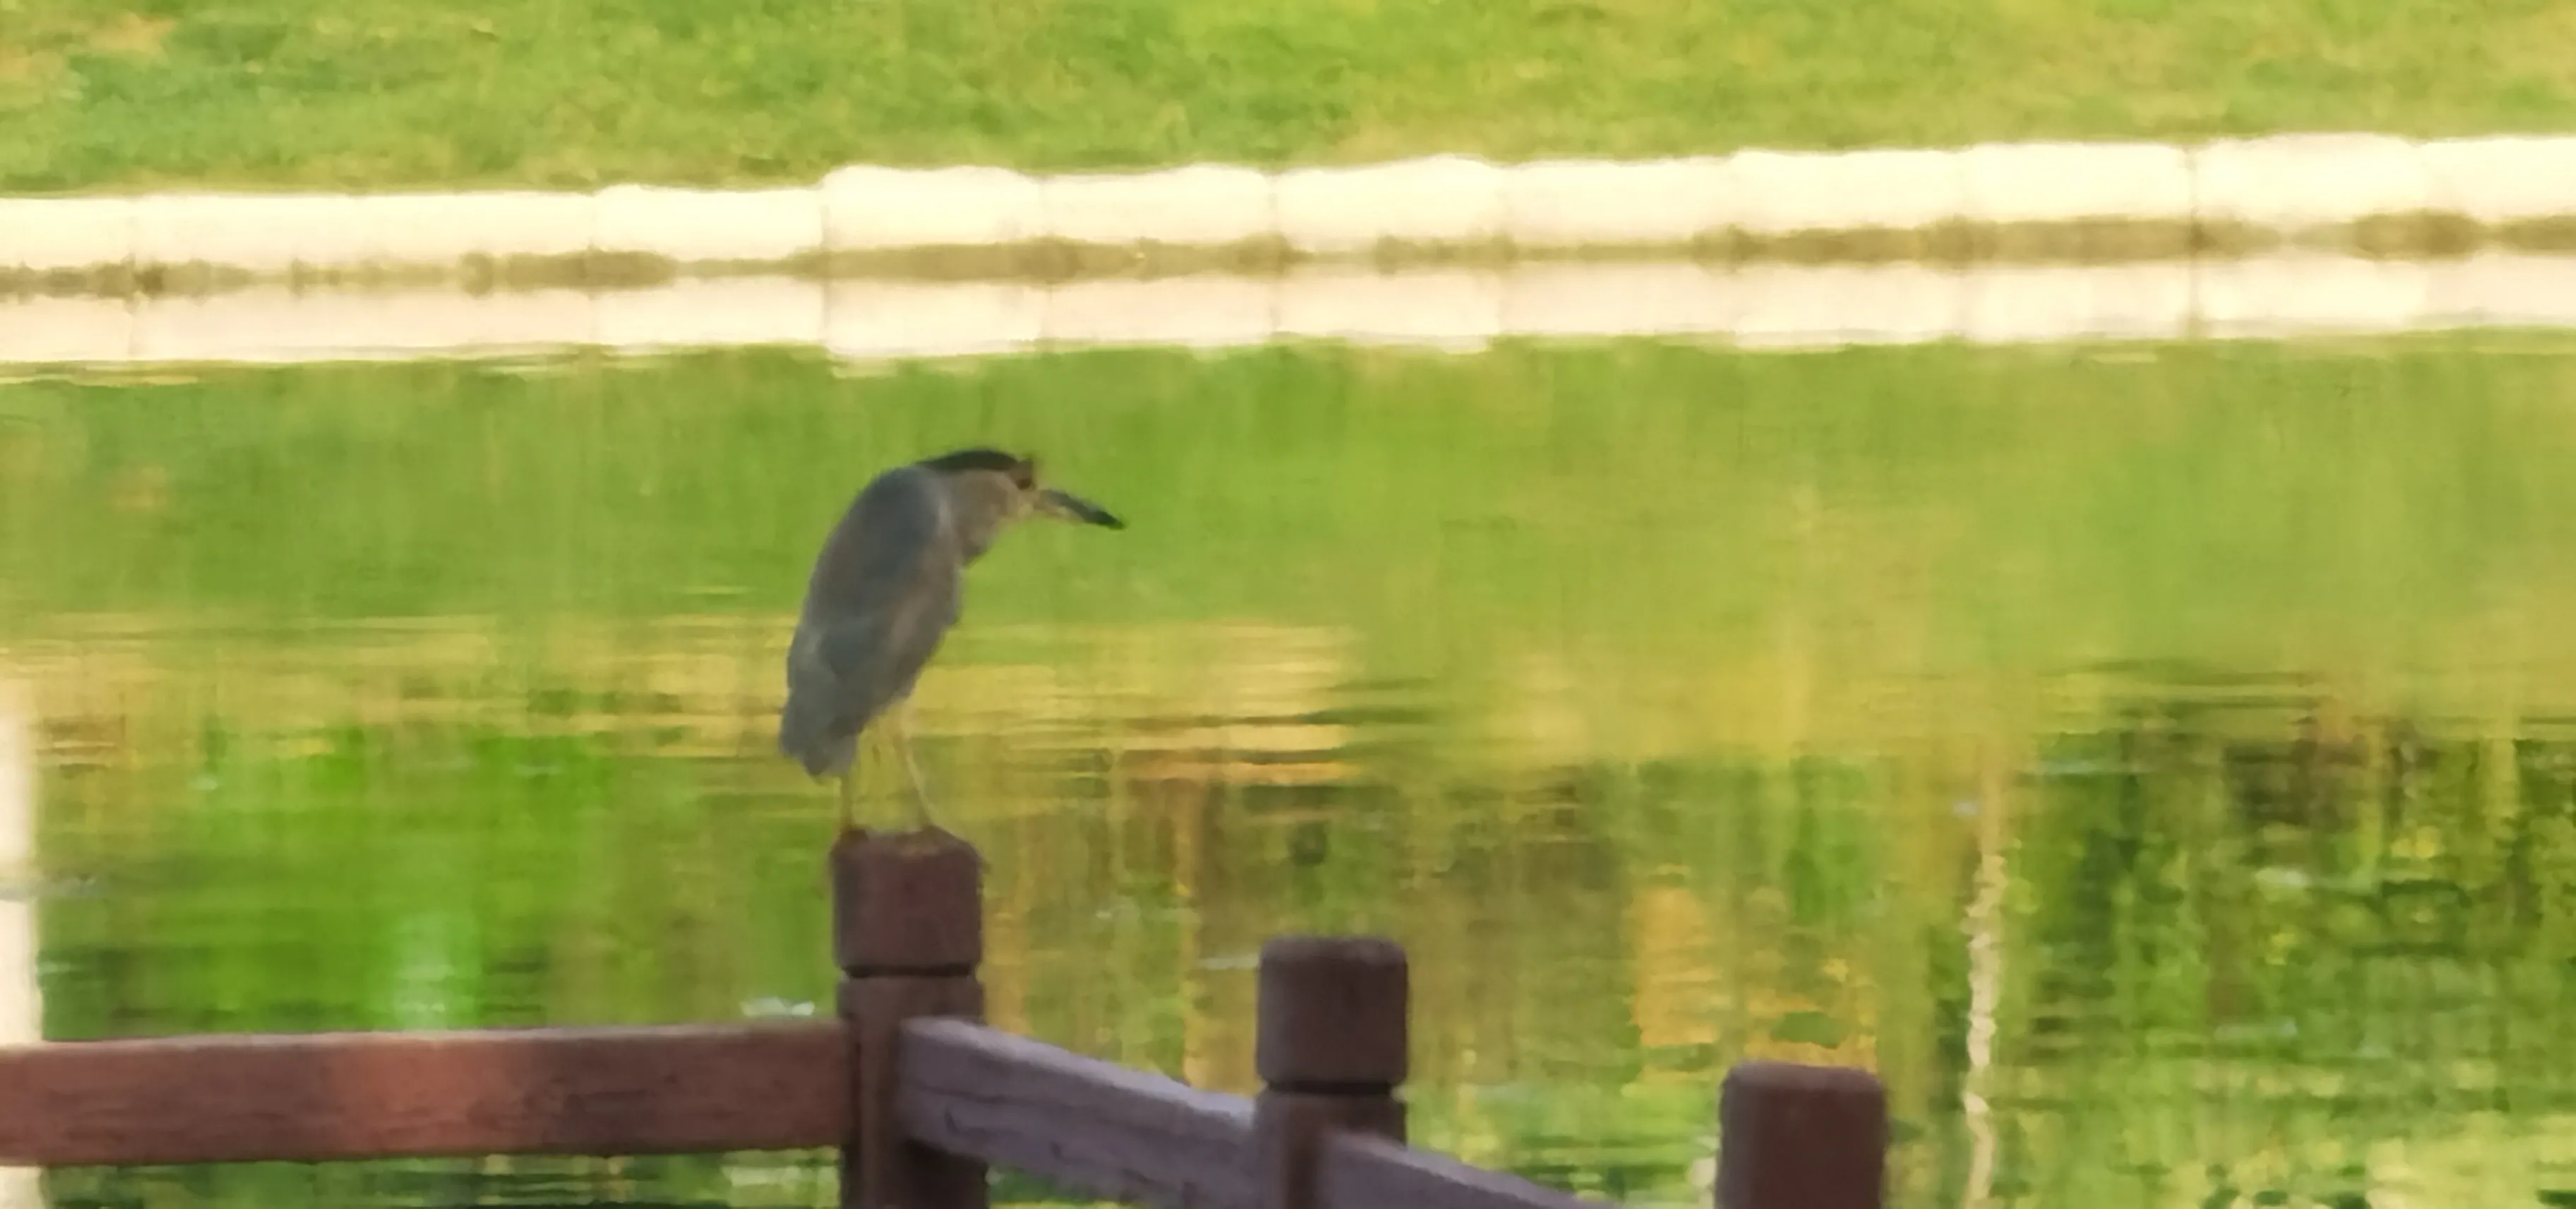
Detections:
[777, 468, 965, 778]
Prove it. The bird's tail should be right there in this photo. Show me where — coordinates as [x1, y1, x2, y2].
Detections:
[777, 687, 852, 780]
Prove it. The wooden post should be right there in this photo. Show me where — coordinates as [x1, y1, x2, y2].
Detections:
[1716, 1061, 1887, 1209]
[833, 828, 988, 1209]
[1253, 936, 1408, 1209]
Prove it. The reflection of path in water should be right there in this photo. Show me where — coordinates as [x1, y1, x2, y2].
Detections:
[1960, 756, 2010, 1209]
[0, 679, 38, 1209]
[8, 254, 2576, 367]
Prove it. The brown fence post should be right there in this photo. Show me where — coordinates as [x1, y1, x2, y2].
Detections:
[1716, 1061, 1887, 1209]
[1253, 935, 1408, 1209]
[833, 828, 988, 1209]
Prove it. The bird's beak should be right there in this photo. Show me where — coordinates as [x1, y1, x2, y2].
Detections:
[1037, 487, 1125, 530]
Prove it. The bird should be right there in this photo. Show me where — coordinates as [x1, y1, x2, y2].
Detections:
[778, 448, 1124, 833]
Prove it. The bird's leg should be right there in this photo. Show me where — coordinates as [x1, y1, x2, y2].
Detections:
[892, 698, 940, 832]
[835, 768, 857, 834]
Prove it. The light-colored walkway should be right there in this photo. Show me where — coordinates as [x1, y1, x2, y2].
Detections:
[5, 135, 2576, 290]
[5, 253, 2572, 368]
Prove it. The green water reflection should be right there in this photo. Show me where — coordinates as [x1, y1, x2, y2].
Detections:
[4, 338, 2576, 1208]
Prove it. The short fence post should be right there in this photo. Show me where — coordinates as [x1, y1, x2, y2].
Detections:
[1253, 936, 1408, 1209]
[833, 828, 989, 1209]
[1716, 1061, 1887, 1209]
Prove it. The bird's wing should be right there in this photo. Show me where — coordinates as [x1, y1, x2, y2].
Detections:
[804, 568, 958, 712]
[801, 466, 950, 624]
[780, 470, 966, 770]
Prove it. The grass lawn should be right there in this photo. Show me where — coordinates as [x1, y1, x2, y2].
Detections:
[3, 0, 2575, 193]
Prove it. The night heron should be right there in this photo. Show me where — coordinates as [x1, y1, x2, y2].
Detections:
[778, 448, 1124, 831]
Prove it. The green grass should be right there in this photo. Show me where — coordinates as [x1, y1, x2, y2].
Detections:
[5, 0, 2576, 192]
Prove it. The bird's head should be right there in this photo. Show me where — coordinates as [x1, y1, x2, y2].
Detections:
[918, 448, 1124, 557]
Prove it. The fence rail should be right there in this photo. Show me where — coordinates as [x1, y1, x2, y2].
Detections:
[0, 1021, 847, 1165]
[0, 828, 1889, 1209]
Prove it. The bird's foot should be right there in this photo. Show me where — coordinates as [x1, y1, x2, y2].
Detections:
[835, 773, 860, 837]
[905, 775, 943, 835]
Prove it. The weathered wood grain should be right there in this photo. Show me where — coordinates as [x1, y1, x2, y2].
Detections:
[832, 826, 989, 1209]
[1718, 1061, 1888, 1209]
[0, 1020, 847, 1167]
[897, 1018, 1259, 1209]
[1253, 937, 1407, 1209]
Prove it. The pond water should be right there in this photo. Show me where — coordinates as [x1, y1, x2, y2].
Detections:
[4, 335, 2575, 1208]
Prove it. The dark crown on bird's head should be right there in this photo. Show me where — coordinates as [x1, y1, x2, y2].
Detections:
[918, 447, 1037, 489]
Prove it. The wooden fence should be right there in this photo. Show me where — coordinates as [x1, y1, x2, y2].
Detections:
[0, 828, 1890, 1209]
